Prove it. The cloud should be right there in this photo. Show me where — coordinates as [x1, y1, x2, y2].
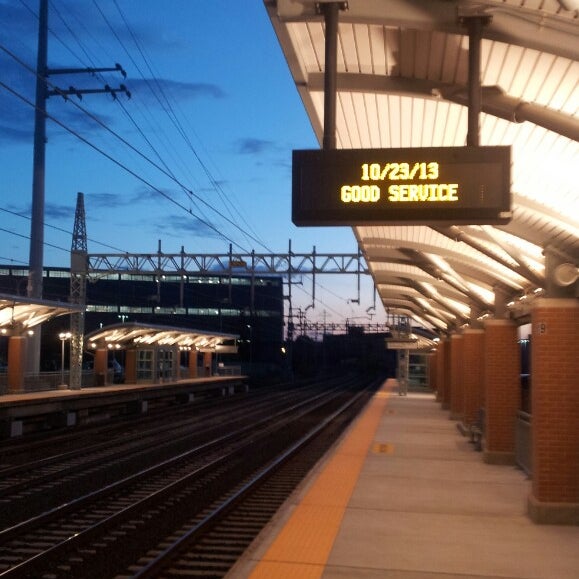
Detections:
[1, 201, 74, 222]
[0, 123, 32, 145]
[127, 78, 226, 104]
[0, 74, 225, 148]
[86, 187, 198, 214]
[234, 138, 276, 155]
[87, 192, 125, 210]
[157, 214, 222, 240]
[45, 203, 75, 221]
[0, 3, 33, 39]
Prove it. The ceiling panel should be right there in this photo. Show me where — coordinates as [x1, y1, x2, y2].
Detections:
[266, 0, 578, 331]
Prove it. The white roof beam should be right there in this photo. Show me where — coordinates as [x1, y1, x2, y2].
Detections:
[436, 85, 579, 142]
[306, 73, 579, 141]
[274, 0, 579, 60]
[363, 240, 527, 290]
[398, 248, 488, 310]
[380, 301, 448, 331]
[505, 196, 579, 251]
[434, 226, 544, 286]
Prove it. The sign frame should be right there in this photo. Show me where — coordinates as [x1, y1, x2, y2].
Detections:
[292, 146, 511, 226]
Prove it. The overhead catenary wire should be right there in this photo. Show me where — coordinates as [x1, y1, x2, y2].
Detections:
[92, 0, 263, 251]
[0, 256, 29, 265]
[0, 207, 128, 253]
[1, 4, 371, 320]
[0, 225, 69, 254]
[8, 2, 260, 253]
[108, 0, 268, 250]
[0, 45, 257, 253]
[84, 0, 216, 228]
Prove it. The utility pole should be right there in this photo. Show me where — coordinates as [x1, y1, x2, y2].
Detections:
[27, 0, 129, 372]
[28, 0, 48, 301]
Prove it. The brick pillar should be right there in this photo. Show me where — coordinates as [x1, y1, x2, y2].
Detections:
[435, 340, 445, 403]
[203, 351, 212, 377]
[428, 352, 437, 392]
[7, 335, 26, 393]
[462, 329, 484, 427]
[483, 319, 520, 465]
[445, 337, 452, 409]
[125, 349, 136, 384]
[528, 298, 579, 525]
[449, 333, 464, 420]
[189, 348, 198, 378]
[94, 347, 108, 386]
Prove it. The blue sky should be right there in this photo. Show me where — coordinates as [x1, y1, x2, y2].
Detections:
[0, 0, 383, 324]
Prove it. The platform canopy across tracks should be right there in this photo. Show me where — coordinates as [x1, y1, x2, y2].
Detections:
[0, 293, 81, 335]
[85, 322, 238, 353]
[265, 0, 579, 331]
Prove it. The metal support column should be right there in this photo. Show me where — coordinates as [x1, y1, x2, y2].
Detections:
[321, 2, 347, 150]
[460, 12, 491, 146]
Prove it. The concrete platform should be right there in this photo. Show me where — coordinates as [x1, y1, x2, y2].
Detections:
[0, 376, 247, 438]
[232, 379, 579, 579]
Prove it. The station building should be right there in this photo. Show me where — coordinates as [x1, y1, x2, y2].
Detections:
[0, 265, 285, 374]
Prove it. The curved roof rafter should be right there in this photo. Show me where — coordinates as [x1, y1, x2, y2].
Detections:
[433, 225, 544, 286]
[266, 0, 578, 332]
[306, 73, 579, 140]
[275, 0, 579, 59]
[363, 236, 529, 291]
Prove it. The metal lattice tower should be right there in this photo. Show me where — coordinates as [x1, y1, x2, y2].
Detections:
[69, 192, 87, 390]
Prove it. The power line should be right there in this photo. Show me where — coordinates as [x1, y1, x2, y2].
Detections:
[47, 1, 216, 231]
[108, 0, 267, 251]
[0, 207, 127, 253]
[0, 225, 68, 253]
[1, 8, 366, 321]
[87, 1, 219, 232]
[0, 255, 28, 265]
[0, 54, 246, 253]
[0, 57, 350, 319]
[9, 4, 273, 254]
[0, 41, 271, 253]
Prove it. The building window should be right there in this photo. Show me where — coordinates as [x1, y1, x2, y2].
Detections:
[87, 305, 119, 313]
[158, 349, 173, 380]
[136, 350, 154, 381]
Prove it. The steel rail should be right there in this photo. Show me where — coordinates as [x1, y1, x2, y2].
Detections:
[131, 382, 377, 577]
[0, 378, 360, 576]
[0, 390, 284, 498]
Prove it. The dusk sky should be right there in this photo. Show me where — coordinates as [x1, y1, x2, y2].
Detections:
[0, 0, 384, 325]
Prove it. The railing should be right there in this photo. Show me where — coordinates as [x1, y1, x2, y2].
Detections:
[515, 410, 532, 476]
[0, 371, 97, 394]
[216, 366, 242, 376]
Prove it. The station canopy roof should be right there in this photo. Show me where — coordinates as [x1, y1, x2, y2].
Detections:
[85, 322, 238, 352]
[265, 0, 579, 332]
[386, 333, 439, 351]
[0, 293, 81, 333]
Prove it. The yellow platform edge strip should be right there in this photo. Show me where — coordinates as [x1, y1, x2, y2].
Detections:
[248, 378, 394, 579]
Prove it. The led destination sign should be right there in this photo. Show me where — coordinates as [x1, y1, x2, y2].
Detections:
[292, 146, 511, 226]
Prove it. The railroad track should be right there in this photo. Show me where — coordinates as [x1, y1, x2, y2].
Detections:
[0, 383, 323, 527]
[0, 373, 381, 578]
[128, 383, 373, 578]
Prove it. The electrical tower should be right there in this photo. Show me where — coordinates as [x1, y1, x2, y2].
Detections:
[69, 192, 87, 390]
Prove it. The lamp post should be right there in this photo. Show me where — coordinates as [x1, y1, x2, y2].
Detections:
[59, 332, 71, 388]
[246, 324, 253, 370]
